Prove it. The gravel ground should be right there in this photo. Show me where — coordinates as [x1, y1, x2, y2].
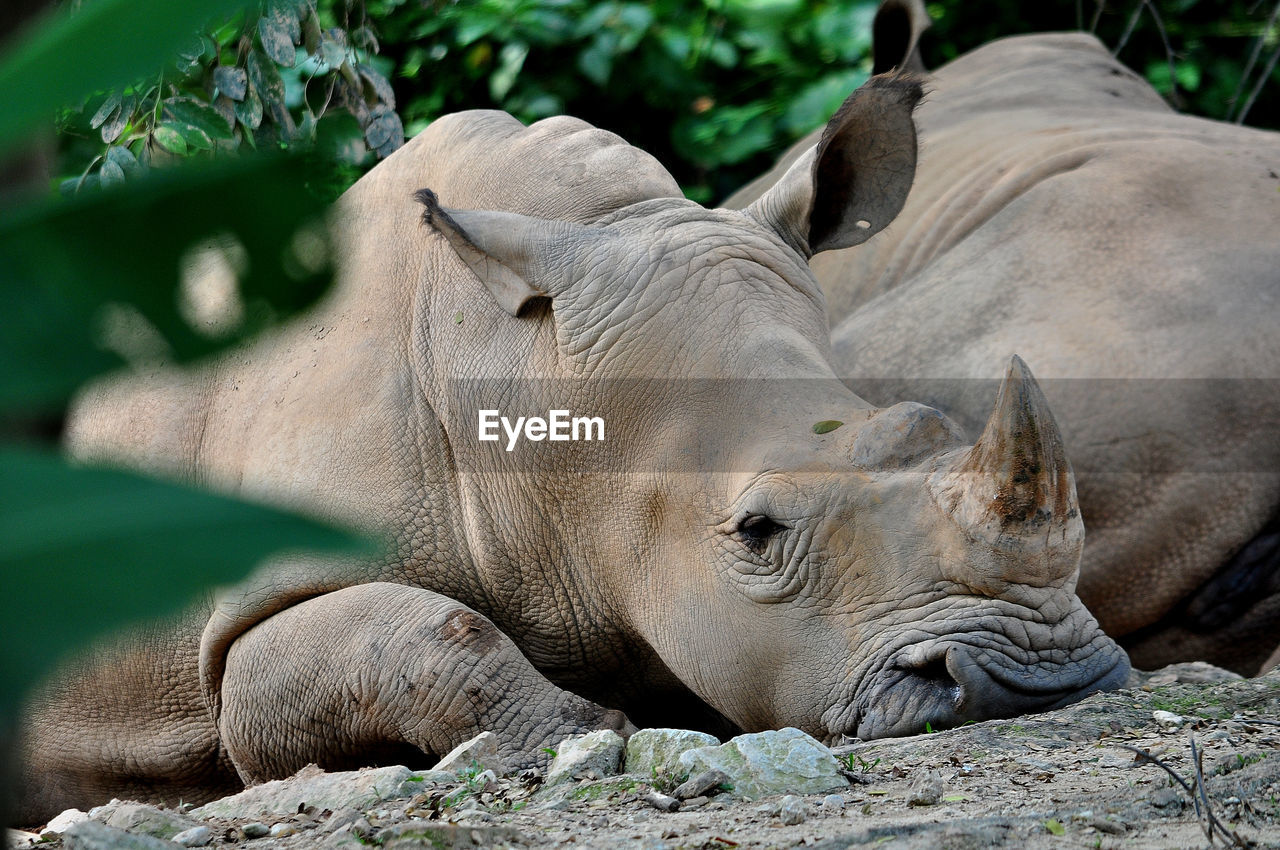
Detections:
[13, 664, 1280, 850]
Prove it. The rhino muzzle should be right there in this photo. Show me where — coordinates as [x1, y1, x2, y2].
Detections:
[848, 628, 1130, 740]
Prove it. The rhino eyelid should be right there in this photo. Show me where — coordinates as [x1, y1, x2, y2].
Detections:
[736, 514, 788, 546]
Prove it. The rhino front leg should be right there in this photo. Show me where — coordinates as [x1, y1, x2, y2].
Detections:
[217, 582, 631, 783]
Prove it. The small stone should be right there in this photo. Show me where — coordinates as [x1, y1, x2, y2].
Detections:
[325, 808, 362, 833]
[546, 730, 626, 786]
[269, 823, 296, 838]
[242, 822, 270, 838]
[640, 790, 680, 812]
[821, 793, 845, 813]
[172, 825, 212, 847]
[778, 795, 807, 825]
[432, 731, 508, 777]
[1152, 710, 1184, 730]
[681, 796, 710, 808]
[673, 769, 730, 800]
[907, 771, 944, 807]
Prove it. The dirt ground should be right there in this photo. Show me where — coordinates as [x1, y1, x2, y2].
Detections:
[18, 663, 1280, 850]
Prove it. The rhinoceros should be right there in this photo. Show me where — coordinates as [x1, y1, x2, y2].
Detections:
[727, 0, 1280, 675]
[17, 74, 1128, 825]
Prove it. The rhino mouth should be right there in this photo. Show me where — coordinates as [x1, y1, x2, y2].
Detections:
[841, 628, 1130, 741]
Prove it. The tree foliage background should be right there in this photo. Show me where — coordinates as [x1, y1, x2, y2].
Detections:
[49, 0, 1280, 206]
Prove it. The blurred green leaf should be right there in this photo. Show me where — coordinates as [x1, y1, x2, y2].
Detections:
[0, 0, 254, 152]
[0, 155, 333, 414]
[0, 446, 372, 697]
[214, 65, 249, 101]
[164, 97, 235, 140]
[153, 124, 189, 154]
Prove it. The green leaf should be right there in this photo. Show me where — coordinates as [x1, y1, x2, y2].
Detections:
[99, 93, 135, 143]
[247, 48, 289, 125]
[357, 63, 396, 108]
[99, 158, 126, 188]
[0, 155, 334, 413]
[105, 144, 140, 176]
[258, 1, 299, 67]
[578, 41, 614, 86]
[235, 88, 264, 130]
[89, 92, 122, 130]
[490, 42, 528, 101]
[164, 96, 234, 141]
[0, 0, 255, 152]
[152, 124, 188, 154]
[1044, 819, 1065, 836]
[0, 446, 371, 702]
[812, 419, 845, 435]
[174, 122, 215, 151]
[214, 65, 249, 101]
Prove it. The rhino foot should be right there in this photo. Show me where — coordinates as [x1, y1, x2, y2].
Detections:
[218, 583, 631, 783]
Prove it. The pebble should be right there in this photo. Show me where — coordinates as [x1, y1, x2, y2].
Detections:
[907, 771, 944, 807]
[268, 823, 297, 838]
[171, 826, 212, 847]
[778, 795, 807, 825]
[640, 790, 680, 812]
[673, 769, 730, 800]
[1152, 710, 1185, 730]
[821, 793, 845, 813]
[241, 822, 270, 838]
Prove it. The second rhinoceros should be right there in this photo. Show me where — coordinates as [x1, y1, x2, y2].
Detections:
[727, 1, 1280, 675]
[19, 75, 1126, 824]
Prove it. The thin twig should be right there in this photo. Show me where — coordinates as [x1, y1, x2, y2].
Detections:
[1142, 0, 1182, 108]
[1119, 743, 1248, 847]
[1237, 41, 1280, 124]
[1191, 737, 1212, 842]
[1230, 0, 1280, 121]
[1112, 1, 1144, 55]
[1090, 0, 1107, 33]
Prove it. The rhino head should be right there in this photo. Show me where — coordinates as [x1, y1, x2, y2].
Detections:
[416, 73, 1128, 741]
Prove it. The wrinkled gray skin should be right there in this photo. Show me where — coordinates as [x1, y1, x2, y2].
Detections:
[18, 74, 1127, 825]
[727, 0, 1280, 675]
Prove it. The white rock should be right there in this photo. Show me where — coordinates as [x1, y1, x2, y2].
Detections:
[6, 830, 41, 850]
[1153, 710, 1185, 729]
[193, 764, 426, 819]
[62, 821, 178, 850]
[678, 727, 849, 800]
[624, 728, 721, 777]
[821, 793, 845, 813]
[41, 808, 90, 837]
[431, 731, 508, 777]
[545, 729, 626, 786]
[171, 825, 212, 847]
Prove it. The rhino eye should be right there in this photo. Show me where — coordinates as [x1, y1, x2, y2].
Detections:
[737, 515, 786, 551]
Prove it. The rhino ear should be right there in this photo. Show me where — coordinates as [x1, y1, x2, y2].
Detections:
[872, 0, 932, 75]
[745, 73, 922, 258]
[416, 188, 599, 317]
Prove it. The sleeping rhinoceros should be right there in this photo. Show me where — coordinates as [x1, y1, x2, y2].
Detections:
[727, 0, 1280, 675]
[18, 74, 1127, 824]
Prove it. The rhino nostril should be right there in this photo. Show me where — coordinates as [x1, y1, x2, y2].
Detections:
[895, 652, 965, 711]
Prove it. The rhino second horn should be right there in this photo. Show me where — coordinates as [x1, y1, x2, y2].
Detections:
[931, 355, 1081, 548]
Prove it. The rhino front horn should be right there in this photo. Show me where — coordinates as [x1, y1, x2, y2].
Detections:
[931, 356, 1081, 550]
